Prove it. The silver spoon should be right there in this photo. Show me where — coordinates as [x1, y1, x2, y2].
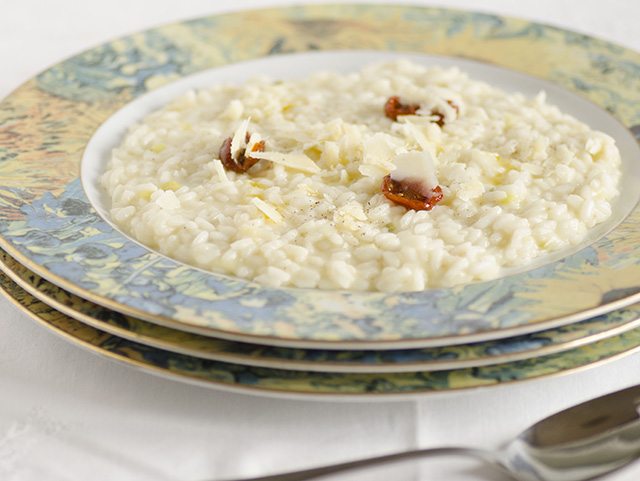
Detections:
[221, 385, 640, 481]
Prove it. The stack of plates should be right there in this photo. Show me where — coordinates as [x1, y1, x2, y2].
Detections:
[2, 4, 640, 399]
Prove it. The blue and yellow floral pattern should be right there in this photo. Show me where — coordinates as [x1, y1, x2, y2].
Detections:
[1, 5, 640, 347]
[1, 265, 639, 397]
[2, 247, 639, 373]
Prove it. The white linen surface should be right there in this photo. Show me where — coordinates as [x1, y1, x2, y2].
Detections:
[1, 1, 640, 480]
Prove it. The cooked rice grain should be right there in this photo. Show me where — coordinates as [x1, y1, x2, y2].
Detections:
[101, 60, 621, 292]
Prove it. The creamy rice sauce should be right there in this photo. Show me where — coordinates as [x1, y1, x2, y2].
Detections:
[101, 60, 621, 292]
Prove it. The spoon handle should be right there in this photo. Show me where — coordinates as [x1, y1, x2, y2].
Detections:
[219, 447, 489, 481]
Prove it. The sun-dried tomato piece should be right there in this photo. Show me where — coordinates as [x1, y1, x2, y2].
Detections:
[385, 96, 459, 127]
[431, 112, 445, 127]
[384, 96, 420, 121]
[381, 175, 443, 211]
[431, 100, 459, 127]
[219, 133, 265, 173]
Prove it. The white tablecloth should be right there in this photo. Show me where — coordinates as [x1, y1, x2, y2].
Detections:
[2, 1, 640, 480]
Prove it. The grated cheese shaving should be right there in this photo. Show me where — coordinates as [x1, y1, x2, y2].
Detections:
[390, 151, 439, 193]
[211, 159, 229, 182]
[230, 118, 250, 160]
[249, 151, 321, 173]
[251, 197, 283, 222]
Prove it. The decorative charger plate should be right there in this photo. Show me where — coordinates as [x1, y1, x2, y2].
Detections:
[2, 247, 640, 373]
[2, 4, 640, 348]
[2, 267, 640, 399]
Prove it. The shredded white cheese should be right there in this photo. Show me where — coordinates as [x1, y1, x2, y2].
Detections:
[230, 118, 250, 160]
[390, 151, 439, 194]
[249, 151, 321, 173]
[251, 197, 283, 222]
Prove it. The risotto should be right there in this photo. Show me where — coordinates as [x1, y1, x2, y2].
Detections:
[101, 59, 621, 292]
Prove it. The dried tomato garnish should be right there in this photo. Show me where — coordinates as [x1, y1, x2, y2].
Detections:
[384, 96, 420, 121]
[385, 96, 459, 127]
[431, 112, 445, 127]
[431, 100, 459, 127]
[219, 133, 265, 173]
[381, 175, 443, 211]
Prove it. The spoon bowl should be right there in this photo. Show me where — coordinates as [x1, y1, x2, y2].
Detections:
[219, 385, 640, 481]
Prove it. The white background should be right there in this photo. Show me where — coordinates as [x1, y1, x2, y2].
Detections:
[2, 1, 640, 480]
